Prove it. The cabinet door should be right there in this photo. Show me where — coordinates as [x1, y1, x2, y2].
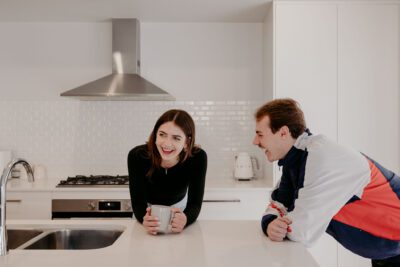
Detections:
[338, 3, 400, 174]
[274, 4, 339, 267]
[275, 3, 338, 140]
[308, 233, 338, 267]
[6, 192, 51, 219]
[338, 244, 370, 267]
[199, 189, 270, 220]
[337, 4, 399, 267]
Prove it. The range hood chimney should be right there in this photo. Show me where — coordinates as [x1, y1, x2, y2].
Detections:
[60, 19, 175, 101]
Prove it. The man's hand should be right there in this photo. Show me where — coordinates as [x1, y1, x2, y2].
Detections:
[266, 217, 292, 241]
[170, 208, 187, 233]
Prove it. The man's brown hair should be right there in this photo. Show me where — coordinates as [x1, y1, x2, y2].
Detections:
[255, 98, 306, 138]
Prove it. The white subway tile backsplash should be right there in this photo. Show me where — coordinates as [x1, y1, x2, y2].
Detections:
[0, 100, 266, 182]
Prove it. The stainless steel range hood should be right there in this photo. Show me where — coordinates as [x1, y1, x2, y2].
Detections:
[60, 19, 174, 101]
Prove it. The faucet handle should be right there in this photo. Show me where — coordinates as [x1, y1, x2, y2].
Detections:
[19, 161, 34, 182]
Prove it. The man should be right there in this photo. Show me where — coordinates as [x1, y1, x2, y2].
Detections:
[253, 98, 400, 267]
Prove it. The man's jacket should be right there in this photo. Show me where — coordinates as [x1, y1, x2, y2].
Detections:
[261, 131, 400, 259]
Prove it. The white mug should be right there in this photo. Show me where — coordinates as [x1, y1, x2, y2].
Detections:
[151, 205, 173, 234]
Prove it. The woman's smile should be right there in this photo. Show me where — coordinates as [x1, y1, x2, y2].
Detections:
[161, 147, 175, 155]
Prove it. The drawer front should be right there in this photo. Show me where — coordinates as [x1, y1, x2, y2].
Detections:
[6, 192, 51, 219]
[199, 189, 271, 220]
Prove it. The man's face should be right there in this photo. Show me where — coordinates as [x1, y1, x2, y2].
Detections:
[253, 116, 288, 162]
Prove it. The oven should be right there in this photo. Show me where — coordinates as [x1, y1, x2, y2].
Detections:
[52, 175, 133, 219]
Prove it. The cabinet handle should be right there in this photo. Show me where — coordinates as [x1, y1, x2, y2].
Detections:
[6, 199, 22, 203]
[203, 199, 240, 203]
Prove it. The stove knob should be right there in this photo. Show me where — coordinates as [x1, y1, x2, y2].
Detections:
[88, 201, 96, 210]
[124, 202, 132, 211]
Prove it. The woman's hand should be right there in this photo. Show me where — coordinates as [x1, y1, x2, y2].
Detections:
[142, 207, 160, 235]
[266, 217, 292, 241]
[170, 208, 187, 233]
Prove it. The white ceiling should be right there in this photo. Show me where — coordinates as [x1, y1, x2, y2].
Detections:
[0, 0, 272, 22]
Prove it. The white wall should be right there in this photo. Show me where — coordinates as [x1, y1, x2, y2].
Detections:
[0, 22, 111, 100]
[140, 23, 264, 101]
[0, 22, 267, 184]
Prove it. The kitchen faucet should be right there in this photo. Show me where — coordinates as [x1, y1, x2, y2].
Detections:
[0, 158, 34, 256]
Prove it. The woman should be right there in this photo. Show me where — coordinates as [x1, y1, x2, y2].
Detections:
[128, 109, 207, 235]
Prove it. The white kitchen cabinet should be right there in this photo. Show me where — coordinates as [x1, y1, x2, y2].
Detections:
[338, 244, 370, 267]
[198, 188, 271, 220]
[273, 5, 339, 266]
[271, 2, 400, 267]
[6, 191, 52, 219]
[272, 1, 400, 176]
[337, 4, 399, 267]
[307, 233, 338, 267]
[338, 3, 400, 175]
[274, 3, 338, 140]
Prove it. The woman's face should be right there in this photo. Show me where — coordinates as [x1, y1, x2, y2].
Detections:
[155, 121, 187, 163]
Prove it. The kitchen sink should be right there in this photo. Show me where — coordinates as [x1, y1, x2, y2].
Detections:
[25, 229, 123, 250]
[6, 229, 43, 249]
[5, 226, 125, 251]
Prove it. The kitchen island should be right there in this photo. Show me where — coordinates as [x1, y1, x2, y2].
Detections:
[1, 220, 318, 267]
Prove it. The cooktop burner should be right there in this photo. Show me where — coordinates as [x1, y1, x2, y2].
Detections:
[57, 175, 129, 187]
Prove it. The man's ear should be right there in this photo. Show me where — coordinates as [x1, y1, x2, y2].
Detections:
[279, 126, 290, 138]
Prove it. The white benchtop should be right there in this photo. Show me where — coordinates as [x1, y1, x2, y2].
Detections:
[1, 219, 318, 267]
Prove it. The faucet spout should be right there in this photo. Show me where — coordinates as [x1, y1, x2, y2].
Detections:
[0, 158, 34, 256]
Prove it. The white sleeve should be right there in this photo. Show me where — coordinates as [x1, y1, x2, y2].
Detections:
[286, 138, 370, 247]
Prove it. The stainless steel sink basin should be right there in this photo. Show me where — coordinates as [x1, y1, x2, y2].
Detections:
[25, 229, 123, 250]
[5, 225, 125, 251]
[7, 229, 43, 249]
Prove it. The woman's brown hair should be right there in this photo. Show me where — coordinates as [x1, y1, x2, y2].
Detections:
[255, 98, 306, 138]
[146, 109, 198, 177]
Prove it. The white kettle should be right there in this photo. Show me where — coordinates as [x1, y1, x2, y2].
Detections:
[234, 152, 259, 180]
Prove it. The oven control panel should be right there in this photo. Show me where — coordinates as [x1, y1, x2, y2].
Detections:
[52, 199, 132, 212]
[52, 199, 133, 218]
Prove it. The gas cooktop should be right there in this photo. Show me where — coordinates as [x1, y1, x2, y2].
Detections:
[57, 175, 129, 187]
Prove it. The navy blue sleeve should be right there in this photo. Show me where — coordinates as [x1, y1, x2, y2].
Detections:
[261, 214, 278, 235]
[261, 170, 295, 235]
[271, 169, 296, 211]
